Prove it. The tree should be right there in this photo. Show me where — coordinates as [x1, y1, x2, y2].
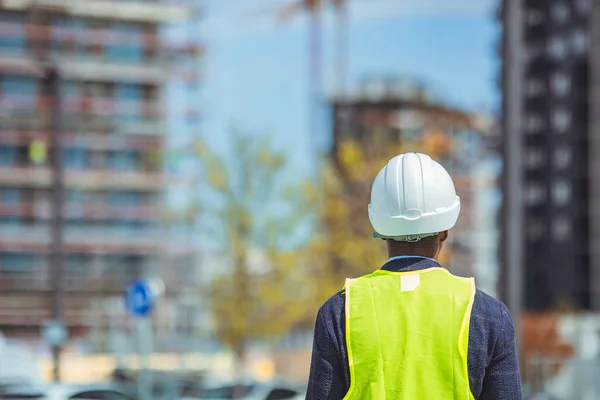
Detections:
[194, 130, 316, 380]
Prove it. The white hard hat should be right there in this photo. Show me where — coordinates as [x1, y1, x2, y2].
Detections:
[368, 152, 460, 242]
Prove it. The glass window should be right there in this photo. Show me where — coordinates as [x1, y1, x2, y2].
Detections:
[65, 253, 91, 276]
[63, 148, 88, 169]
[553, 146, 571, 169]
[0, 216, 21, 229]
[108, 151, 140, 172]
[0, 145, 17, 166]
[572, 29, 588, 54]
[1, 74, 37, 96]
[551, 2, 570, 23]
[552, 108, 571, 133]
[553, 217, 571, 241]
[527, 219, 544, 240]
[551, 71, 570, 96]
[108, 191, 140, 206]
[106, 23, 143, 63]
[525, 149, 545, 169]
[548, 36, 568, 59]
[526, 9, 545, 25]
[0, 188, 20, 203]
[115, 84, 143, 123]
[525, 114, 545, 134]
[0, 13, 26, 55]
[525, 183, 546, 205]
[552, 180, 571, 206]
[526, 79, 545, 97]
[0, 252, 36, 274]
[576, 0, 590, 14]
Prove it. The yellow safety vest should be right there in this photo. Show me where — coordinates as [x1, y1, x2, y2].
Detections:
[343, 267, 476, 400]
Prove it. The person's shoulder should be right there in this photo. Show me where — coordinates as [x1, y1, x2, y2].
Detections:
[317, 289, 346, 318]
[473, 288, 514, 327]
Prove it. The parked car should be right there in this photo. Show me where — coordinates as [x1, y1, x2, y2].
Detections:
[182, 380, 306, 400]
[0, 383, 135, 400]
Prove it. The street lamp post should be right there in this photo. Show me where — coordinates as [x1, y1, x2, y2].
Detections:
[44, 64, 65, 383]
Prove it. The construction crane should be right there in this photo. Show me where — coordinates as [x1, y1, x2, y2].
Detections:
[278, 0, 349, 152]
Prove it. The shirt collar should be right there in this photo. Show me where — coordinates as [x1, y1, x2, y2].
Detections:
[382, 256, 442, 272]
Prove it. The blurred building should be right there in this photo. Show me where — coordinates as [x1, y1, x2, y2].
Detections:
[497, 0, 597, 310]
[0, 1, 198, 343]
[331, 77, 496, 279]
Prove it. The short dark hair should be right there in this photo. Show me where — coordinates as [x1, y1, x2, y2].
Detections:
[386, 234, 441, 259]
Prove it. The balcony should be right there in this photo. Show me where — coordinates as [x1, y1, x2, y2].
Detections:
[0, 166, 165, 190]
[0, 131, 162, 149]
[0, 54, 169, 83]
[0, 201, 160, 221]
[0, 0, 191, 23]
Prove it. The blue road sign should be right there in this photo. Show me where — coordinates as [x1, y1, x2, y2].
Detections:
[125, 280, 156, 318]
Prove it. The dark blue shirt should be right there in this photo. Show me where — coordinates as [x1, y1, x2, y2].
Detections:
[307, 256, 522, 399]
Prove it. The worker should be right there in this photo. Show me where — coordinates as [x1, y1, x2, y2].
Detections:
[307, 153, 521, 399]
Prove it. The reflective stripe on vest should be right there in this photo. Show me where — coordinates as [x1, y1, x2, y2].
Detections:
[343, 268, 476, 400]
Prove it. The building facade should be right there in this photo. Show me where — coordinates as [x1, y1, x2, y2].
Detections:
[498, 0, 597, 310]
[0, 0, 195, 342]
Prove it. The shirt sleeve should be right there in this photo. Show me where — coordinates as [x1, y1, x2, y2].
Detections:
[480, 302, 523, 400]
[306, 305, 348, 400]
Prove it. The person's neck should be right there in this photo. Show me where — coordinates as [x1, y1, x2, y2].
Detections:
[388, 253, 438, 260]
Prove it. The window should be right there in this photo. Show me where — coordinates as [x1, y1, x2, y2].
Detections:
[553, 146, 571, 169]
[548, 36, 568, 59]
[525, 43, 543, 61]
[572, 29, 588, 54]
[106, 23, 143, 63]
[64, 148, 88, 169]
[527, 219, 544, 240]
[0, 13, 26, 55]
[552, 180, 571, 206]
[525, 183, 546, 205]
[65, 253, 91, 276]
[550, 2, 570, 23]
[0, 252, 36, 274]
[553, 217, 571, 241]
[526, 9, 545, 25]
[525, 114, 545, 134]
[525, 149, 545, 169]
[552, 108, 571, 133]
[0, 188, 20, 203]
[107, 191, 140, 206]
[1, 74, 37, 97]
[108, 151, 140, 172]
[576, 0, 590, 14]
[526, 79, 545, 96]
[0, 216, 21, 229]
[0, 145, 17, 166]
[551, 71, 570, 96]
[114, 84, 143, 123]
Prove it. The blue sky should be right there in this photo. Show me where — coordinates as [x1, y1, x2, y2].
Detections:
[189, 0, 499, 170]
[165, 0, 500, 193]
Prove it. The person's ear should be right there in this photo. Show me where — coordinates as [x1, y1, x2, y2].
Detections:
[439, 231, 449, 243]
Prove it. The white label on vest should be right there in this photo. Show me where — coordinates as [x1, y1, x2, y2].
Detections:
[400, 274, 420, 291]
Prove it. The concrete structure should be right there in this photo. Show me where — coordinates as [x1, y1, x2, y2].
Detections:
[0, 0, 198, 343]
[497, 0, 599, 311]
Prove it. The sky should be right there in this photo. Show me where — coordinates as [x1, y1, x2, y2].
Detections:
[164, 0, 500, 212]
[191, 0, 499, 164]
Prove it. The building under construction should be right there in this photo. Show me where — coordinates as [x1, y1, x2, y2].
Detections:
[331, 77, 496, 280]
[0, 0, 198, 343]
